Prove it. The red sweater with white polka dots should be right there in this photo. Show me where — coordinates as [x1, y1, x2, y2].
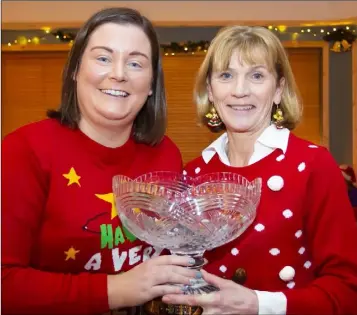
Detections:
[184, 133, 357, 315]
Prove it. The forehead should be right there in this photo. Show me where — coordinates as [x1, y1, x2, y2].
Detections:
[86, 23, 151, 55]
[211, 40, 275, 72]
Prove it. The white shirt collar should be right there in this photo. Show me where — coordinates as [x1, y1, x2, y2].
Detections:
[202, 124, 290, 165]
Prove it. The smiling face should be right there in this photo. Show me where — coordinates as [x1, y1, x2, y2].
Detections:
[208, 49, 284, 134]
[76, 22, 153, 129]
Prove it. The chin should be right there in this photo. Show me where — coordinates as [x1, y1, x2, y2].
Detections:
[226, 122, 253, 133]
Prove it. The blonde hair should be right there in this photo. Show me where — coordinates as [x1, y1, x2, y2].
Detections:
[195, 25, 302, 130]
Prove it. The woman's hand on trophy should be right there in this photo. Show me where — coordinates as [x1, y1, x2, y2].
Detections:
[162, 269, 259, 315]
[108, 255, 200, 309]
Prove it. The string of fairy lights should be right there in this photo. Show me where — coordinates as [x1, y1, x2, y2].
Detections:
[5, 24, 357, 53]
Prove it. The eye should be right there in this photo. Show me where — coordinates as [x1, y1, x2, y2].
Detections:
[128, 61, 142, 69]
[252, 72, 264, 80]
[219, 72, 233, 80]
[97, 56, 110, 63]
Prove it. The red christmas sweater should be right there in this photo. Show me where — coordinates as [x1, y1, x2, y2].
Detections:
[1, 119, 182, 315]
[184, 133, 357, 315]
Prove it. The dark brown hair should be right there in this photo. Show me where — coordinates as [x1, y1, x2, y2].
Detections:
[47, 7, 166, 145]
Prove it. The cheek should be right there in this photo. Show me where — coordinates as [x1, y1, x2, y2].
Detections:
[130, 72, 153, 94]
[253, 86, 276, 106]
[211, 83, 232, 102]
[77, 62, 109, 86]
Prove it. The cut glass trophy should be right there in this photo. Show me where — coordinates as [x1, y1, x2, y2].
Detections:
[113, 171, 262, 315]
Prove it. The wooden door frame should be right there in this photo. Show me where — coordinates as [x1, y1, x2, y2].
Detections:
[352, 41, 357, 172]
[2, 41, 330, 148]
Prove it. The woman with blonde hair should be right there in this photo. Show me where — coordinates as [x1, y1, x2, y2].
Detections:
[162, 26, 357, 315]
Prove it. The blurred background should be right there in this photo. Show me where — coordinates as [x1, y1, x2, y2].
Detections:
[1, 1, 356, 170]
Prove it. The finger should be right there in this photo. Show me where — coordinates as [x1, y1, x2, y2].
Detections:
[162, 293, 198, 306]
[200, 269, 227, 289]
[157, 271, 196, 286]
[152, 255, 196, 267]
[169, 265, 200, 279]
[151, 285, 186, 298]
[163, 292, 221, 307]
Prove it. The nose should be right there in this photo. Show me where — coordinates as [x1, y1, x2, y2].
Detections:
[109, 60, 127, 82]
[231, 76, 249, 98]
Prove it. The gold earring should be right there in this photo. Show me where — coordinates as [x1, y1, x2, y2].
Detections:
[273, 104, 284, 129]
[205, 106, 223, 128]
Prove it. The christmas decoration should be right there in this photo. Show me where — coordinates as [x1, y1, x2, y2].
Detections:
[323, 28, 356, 52]
[4, 24, 357, 53]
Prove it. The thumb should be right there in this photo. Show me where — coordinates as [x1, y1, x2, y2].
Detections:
[201, 269, 228, 289]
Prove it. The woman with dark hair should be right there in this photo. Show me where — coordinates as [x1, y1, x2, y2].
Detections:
[2, 7, 198, 315]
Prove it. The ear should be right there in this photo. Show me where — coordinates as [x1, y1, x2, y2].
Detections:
[273, 77, 285, 104]
[148, 89, 153, 96]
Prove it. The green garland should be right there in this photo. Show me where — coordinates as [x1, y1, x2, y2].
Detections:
[52, 26, 356, 53]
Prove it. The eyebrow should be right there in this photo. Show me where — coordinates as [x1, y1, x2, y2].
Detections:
[90, 46, 149, 60]
[225, 65, 267, 72]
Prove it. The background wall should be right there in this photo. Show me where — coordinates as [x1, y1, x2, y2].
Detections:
[2, 0, 356, 165]
[2, 1, 357, 29]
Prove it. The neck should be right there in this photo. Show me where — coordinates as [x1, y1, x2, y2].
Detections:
[78, 118, 132, 148]
[227, 123, 270, 167]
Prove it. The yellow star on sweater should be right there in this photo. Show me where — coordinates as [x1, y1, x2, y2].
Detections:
[64, 246, 80, 260]
[96, 193, 117, 219]
[63, 167, 81, 187]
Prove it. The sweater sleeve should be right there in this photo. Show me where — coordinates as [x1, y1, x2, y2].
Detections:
[284, 148, 357, 315]
[1, 131, 109, 315]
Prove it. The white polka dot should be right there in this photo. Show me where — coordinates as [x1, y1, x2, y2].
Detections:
[231, 248, 239, 256]
[282, 209, 293, 218]
[298, 162, 306, 172]
[219, 265, 227, 273]
[279, 266, 295, 281]
[304, 261, 312, 269]
[308, 145, 318, 148]
[298, 247, 305, 255]
[254, 223, 265, 232]
[183, 170, 187, 176]
[195, 167, 201, 174]
[287, 281, 295, 289]
[267, 175, 284, 191]
[276, 154, 285, 162]
[269, 248, 280, 256]
[201, 219, 210, 224]
[295, 230, 302, 238]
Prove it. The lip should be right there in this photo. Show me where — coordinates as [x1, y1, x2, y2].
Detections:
[100, 89, 130, 97]
[227, 104, 256, 110]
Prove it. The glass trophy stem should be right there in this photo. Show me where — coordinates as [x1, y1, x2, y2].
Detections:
[170, 250, 219, 295]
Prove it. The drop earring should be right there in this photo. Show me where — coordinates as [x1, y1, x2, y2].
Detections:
[205, 106, 223, 128]
[272, 104, 284, 129]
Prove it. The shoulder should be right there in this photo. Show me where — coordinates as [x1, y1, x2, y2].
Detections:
[288, 134, 340, 179]
[3, 118, 63, 145]
[287, 133, 328, 161]
[141, 135, 182, 159]
[183, 156, 207, 176]
[136, 135, 183, 171]
[2, 119, 67, 161]
[156, 135, 181, 154]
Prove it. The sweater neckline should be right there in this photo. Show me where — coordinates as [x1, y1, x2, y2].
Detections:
[210, 147, 283, 175]
[68, 125, 137, 165]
